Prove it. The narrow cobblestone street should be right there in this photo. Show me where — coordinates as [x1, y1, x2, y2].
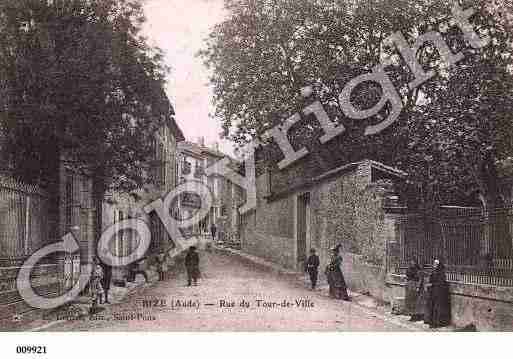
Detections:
[39, 250, 415, 332]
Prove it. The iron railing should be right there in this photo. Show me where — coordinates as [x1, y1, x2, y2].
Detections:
[0, 176, 50, 261]
[391, 206, 513, 286]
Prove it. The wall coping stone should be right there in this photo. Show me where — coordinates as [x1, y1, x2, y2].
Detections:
[386, 273, 513, 303]
[266, 160, 405, 202]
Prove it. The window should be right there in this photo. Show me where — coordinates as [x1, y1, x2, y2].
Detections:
[194, 163, 205, 179]
[232, 205, 238, 231]
[182, 159, 192, 175]
[213, 177, 218, 197]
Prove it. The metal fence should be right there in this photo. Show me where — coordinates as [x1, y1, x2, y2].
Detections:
[392, 206, 513, 287]
[0, 176, 51, 266]
[62, 253, 81, 291]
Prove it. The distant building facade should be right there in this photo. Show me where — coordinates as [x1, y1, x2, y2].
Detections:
[177, 139, 243, 241]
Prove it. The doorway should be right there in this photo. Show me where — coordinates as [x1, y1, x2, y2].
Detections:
[296, 192, 310, 270]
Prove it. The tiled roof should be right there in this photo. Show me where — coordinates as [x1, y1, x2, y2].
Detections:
[178, 141, 226, 159]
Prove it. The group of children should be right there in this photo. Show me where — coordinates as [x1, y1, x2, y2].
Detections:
[89, 252, 169, 314]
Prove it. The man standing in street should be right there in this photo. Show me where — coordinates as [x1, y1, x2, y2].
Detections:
[210, 223, 217, 241]
[156, 253, 166, 281]
[101, 261, 112, 304]
[185, 246, 200, 286]
[305, 248, 320, 290]
[128, 258, 149, 283]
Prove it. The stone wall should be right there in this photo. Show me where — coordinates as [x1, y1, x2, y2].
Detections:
[241, 173, 296, 269]
[309, 162, 397, 271]
[341, 253, 387, 301]
[385, 275, 513, 330]
[242, 161, 398, 280]
[450, 282, 513, 330]
[219, 179, 239, 240]
[220, 180, 244, 240]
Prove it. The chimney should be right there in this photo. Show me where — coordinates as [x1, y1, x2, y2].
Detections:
[198, 137, 205, 147]
[214, 142, 220, 152]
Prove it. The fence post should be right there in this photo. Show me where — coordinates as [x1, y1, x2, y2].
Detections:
[24, 196, 31, 255]
[440, 217, 448, 266]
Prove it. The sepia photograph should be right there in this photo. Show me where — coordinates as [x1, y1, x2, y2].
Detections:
[0, 0, 512, 356]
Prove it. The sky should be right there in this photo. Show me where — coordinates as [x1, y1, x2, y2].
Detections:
[142, 0, 232, 154]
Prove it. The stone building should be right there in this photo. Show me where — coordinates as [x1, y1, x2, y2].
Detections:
[101, 112, 185, 286]
[220, 175, 245, 242]
[240, 159, 406, 294]
[0, 107, 185, 322]
[177, 139, 242, 240]
[0, 0, 186, 324]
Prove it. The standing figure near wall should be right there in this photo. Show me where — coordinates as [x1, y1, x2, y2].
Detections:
[185, 246, 200, 286]
[156, 253, 166, 282]
[424, 259, 451, 328]
[325, 245, 351, 301]
[210, 223, 217, 241]
[90, 258, 105, 314]
[405, 259, 424, 321]
[101, 261, 112, 304]
[305, 248, 320, 290]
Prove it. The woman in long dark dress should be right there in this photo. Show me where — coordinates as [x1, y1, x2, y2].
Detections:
[325, 245, 350, 301]
[405, 259, 422, 321]
[424, 259, 451, 328]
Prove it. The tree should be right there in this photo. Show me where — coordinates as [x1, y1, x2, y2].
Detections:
[201, 0, 513, 208]
[0, 0, 171, 192]
[396, 0, 513, 210]
[200, 0, 452, 140]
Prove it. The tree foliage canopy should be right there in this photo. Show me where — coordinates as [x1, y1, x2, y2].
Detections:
[0, 0, 171, 192]
[200, 0, 513, 208]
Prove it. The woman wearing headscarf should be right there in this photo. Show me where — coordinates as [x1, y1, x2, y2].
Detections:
[325, 244, 351, 301]
[405, 258, 423, 321]
[424, 259, 451, 328]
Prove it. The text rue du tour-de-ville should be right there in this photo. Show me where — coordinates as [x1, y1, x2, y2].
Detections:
[139, 298, 316, 309]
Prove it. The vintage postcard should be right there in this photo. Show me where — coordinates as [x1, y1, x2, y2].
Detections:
[1, 1, 513, 351]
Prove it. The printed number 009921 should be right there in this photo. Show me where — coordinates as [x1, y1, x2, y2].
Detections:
[16, 346, 47, 354]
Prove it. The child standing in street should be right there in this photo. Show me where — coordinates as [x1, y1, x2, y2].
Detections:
[157, 253, 167, 281]
[305, 248, 320, 290]
[90, 258, 105, 314]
